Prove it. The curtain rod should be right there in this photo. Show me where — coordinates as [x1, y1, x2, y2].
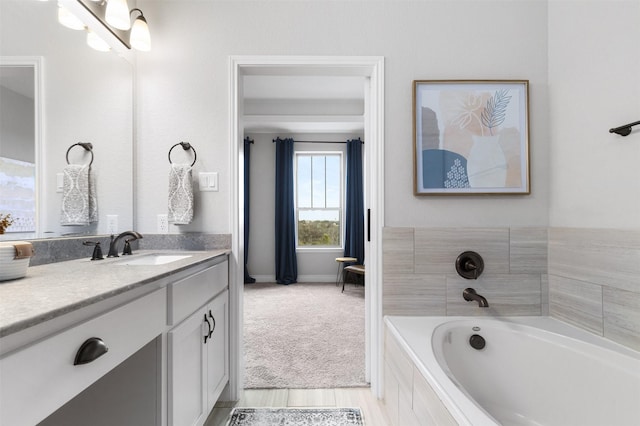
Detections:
[271, 139, 364, 144]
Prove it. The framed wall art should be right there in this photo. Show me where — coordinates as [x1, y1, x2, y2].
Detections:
[413, 80, 530, 195]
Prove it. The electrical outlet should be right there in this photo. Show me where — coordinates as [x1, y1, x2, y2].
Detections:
[157, 214, 168, 234]
[106, 215, 118, 234]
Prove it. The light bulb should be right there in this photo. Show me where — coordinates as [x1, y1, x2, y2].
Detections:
[86, 29, 110, 52]
[58, 4, 84, 30]
[105, 0, 131, 30]
[130, 15, 151, 51]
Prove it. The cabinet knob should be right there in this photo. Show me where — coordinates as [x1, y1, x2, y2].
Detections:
[74, 337, 108, 365]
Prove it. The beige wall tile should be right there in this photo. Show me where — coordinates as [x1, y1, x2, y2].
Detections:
[549, 275, 603, 335]
[548, 228, 640, 293]
[603, 287, 640, 351]
[541, 274, 549, 316]
[382, 228, 415, 275]
[510, 227, 548, 273]
[414, 228, 509, 275]
[383, 274, 446, 316]
[446, 274, 542, 316]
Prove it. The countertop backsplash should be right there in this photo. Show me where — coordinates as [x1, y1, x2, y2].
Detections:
[26, 234, 231, 266]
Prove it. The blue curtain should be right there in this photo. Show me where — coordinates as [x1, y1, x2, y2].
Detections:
[344, 138, 364, 265]
[244, 137, 256, 284]
[274, 137, 297, 284]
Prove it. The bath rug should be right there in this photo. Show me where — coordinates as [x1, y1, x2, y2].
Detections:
[226, 407, 364, 426]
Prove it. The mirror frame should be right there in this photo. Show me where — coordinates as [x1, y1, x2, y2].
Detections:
[0, 56, 43, 238]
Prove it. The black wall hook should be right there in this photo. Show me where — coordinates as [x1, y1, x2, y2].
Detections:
[609, 120, 640, 137]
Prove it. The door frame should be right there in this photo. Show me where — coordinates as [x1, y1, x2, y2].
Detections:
[228, 55, 385, 400]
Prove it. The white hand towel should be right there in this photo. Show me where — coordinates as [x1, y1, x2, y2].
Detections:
[168, 163, 194, 225]
[60, 164, 98, 226]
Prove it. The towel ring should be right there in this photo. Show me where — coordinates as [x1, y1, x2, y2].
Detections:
[66, 142, 94, 167]
[168, 141, 197, 167]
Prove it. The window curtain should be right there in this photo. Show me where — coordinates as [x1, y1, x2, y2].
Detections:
[274, 137, 298, 284]
[244, 137, 256, 284]
[344, 138, 364, 265]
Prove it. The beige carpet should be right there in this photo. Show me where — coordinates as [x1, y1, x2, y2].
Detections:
[243, 282, 366, 389]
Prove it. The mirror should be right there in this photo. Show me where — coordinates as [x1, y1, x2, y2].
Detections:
[0, 0, 133, 240]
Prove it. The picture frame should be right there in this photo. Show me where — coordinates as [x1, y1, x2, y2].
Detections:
[413, 80, 530, 195]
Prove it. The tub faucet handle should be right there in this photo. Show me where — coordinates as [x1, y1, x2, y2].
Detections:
[456, 251, 484, 280]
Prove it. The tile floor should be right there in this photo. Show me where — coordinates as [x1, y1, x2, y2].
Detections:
[207, 388, 392, 426]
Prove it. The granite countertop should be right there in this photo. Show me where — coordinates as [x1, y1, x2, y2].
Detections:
[0, 249, 229, 338]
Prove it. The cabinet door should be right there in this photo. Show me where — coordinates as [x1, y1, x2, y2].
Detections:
[168, 308, 208, 426]
[205, 290, 229, 409]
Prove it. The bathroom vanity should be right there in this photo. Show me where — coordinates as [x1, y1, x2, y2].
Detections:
[0, 250, 229, 426]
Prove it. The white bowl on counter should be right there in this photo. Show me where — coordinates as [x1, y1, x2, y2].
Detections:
[0, 241, 34, 282]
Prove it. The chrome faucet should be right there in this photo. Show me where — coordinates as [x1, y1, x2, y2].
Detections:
[463, 288, 489, 308]
[107, 231, 143, 257]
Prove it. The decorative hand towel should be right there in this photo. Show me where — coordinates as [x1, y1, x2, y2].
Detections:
[60, 164, 98, 226]
[168, 163, 194, 225]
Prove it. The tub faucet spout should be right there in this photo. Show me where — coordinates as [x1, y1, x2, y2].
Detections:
[463, 288, 489, 308]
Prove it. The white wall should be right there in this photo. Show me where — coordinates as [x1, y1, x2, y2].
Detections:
[548, 0, 640, 228]
[136, 0, 550, 233]
[0, 86, 34, 162]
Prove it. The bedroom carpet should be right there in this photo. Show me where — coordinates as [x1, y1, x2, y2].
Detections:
[243, 282, 366, 389]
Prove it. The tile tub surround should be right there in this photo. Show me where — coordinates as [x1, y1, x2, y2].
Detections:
[382, 226, 640, 351]
[548, 228, 640, 351]
[26, 234, 231, 266]
[382, 227, 548, 317]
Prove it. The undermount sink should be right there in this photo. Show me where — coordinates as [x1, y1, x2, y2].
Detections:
[114, 254, 192, 266]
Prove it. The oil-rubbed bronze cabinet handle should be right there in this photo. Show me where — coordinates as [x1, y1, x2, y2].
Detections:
[208, 310, 215, 339]
[74, 337, 108, 365]
[204, 314, 212, 343]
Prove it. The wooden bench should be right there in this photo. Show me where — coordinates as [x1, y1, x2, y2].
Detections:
[343, 264, 365, 292]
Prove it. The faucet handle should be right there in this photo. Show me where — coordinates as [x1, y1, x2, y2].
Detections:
[83, 241, 104, 261]
[122, 239, 132, 255]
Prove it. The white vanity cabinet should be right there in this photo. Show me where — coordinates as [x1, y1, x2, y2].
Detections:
[167, 259, 229, 426]
[0, 288, 167, 426]
[0, 251, 230, 426]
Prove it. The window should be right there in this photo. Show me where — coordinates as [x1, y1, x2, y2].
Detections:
[295, 152, 343, 248]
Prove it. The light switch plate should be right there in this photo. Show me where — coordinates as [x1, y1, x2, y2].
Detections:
[199, 172, 219, 192]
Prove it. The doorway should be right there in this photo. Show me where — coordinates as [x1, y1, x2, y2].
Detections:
[229, 56, 384, 401]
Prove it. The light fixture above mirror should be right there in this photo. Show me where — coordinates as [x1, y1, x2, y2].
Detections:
[104, 0, 131, 31]
[57, 0, 151, 53]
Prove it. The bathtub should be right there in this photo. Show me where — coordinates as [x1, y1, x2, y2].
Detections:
[384, 316, 640, 426]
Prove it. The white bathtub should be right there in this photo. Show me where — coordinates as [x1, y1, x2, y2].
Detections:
[384, 316, 640, 426]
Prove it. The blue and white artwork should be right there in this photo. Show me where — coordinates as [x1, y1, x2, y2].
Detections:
[414, 81, 530, 195]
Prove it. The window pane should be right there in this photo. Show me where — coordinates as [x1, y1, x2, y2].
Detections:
[325, 155, 340, 208]
[297, 209, 340, 246]
[297, 155, 311, 208]
[312, 156, 325, 208]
